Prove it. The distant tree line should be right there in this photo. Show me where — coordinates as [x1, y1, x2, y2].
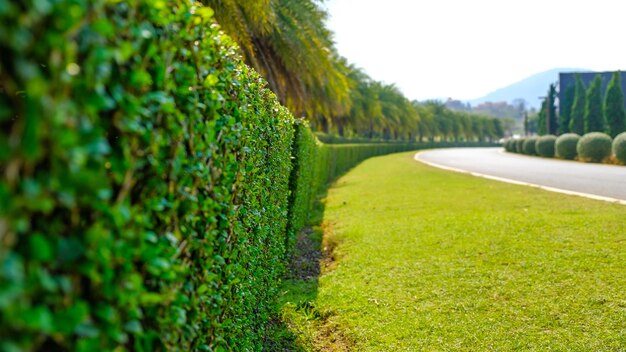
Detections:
[538, 72, 626, 137]
[446, 99, 521, 137]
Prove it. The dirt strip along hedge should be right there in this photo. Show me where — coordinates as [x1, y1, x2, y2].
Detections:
[0, 1, 496, 351]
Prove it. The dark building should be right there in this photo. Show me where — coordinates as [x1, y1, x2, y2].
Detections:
[558, 71, 626, 111]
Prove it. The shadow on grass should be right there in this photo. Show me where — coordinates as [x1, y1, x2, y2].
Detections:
[265, 192, 352, 351]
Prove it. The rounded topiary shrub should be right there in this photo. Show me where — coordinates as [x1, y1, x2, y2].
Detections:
[522, 137, 538, 155]
[555, 133, 580, 160]
[577, 132, 612, 163]
[535, 135, 557, 157]
[515, 138, 525, 153]
[504, 139, 515, 152]
[508, 139, 517, 152]
[613, 132, 626, 164]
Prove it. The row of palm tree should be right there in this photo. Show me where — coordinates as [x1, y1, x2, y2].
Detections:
[204, 0, 502, 141]
[205, 0, 350, 118]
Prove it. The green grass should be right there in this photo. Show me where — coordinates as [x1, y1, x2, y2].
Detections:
[281, 151, 626, 351]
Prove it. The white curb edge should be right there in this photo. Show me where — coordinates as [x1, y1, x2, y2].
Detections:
[414, 151, 626, 206]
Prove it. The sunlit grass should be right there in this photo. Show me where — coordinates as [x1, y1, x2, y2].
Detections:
[292, 151, 626, 350]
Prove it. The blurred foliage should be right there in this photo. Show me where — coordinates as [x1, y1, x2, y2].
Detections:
[612, 132, 626, 164]
[522, 137, 538, 156]
[204, 0, 351, 121]
[605, 72, 626, 138]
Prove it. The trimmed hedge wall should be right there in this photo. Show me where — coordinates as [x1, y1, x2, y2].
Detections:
[0, 2, 496, 350]
[0, 2, 299, 350]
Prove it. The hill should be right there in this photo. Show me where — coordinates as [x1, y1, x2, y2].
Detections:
[469, 68, 591, 110]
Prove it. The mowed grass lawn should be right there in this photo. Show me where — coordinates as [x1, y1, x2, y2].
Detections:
[311, 151, 626, 351]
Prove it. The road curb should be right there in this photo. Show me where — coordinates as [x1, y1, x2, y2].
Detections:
[414, 151, 626, 206]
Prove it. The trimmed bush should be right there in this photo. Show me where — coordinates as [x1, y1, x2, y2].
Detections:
[522, 137, 538, 155]
[504, 139, 516, 152]
[556, 133, 581, 160]
[536, 135, 557, 157]
[613, 132, 626, 164]
[577, 132, 613, 163]
[515, 138, 526, 153]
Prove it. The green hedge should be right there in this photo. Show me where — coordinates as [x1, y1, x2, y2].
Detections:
[0, 1, 499, 350]
[313, 141, 495, 193]
[286, 121, 318, 253]
[0, 2, 295, 350]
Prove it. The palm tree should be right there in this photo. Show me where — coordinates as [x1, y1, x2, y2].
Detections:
[204, 0, 351, 122]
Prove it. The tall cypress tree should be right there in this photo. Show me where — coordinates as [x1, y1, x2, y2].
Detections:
[605, 71, 626, 137]
[537, 100, 547, 136]
[537, 84, 558, 135]
[558, 83, 575, 134]
[584, 75, 605, 133]
[569, 74, 586, 134]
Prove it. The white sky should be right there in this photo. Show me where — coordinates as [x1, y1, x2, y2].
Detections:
[323, 0, 626, 101]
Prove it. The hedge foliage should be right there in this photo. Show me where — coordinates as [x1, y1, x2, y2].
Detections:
[556, 133, 581, 160]
[0, 2, 489, 350]
[504, 139, 515, 153]
[522, 137, 538, 155]
[535, 135, 557, 158]
[505, 133, 626, 166]
[577, 132, 612, 163]
[0, 1, 300, 350]
[515, 139, 526, 154]
[613, 132, 626, 164]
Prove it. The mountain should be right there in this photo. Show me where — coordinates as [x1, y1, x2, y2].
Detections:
[469, 68, 591, 110]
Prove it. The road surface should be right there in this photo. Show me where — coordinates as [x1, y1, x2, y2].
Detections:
[416, 147, 626, 203]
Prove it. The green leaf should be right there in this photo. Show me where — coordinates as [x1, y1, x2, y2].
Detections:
[140, 292, 163, 305]
[22, 306, 53, 332]
[130, 70, 152, 88]
[203, 74, 218, 87]
[124, 320, 143, 334]
[1, 253, 24, 282]
[195, 7, 214, 19]
[197, 284, 208, 294]
[75, 323, 100, 338]
[92, 19, 114, 37]
[56, 301, 89, 333]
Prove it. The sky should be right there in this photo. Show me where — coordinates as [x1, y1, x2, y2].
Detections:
[323, 0, 626, 102]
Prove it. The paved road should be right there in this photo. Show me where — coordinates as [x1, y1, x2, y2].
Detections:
[416, 147, 626, 202]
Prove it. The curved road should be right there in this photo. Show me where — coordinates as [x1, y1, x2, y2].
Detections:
[416, 147, 626, 203]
